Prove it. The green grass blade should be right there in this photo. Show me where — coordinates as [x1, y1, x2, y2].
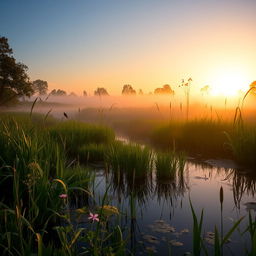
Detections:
[214, 226, 221, 256]
[221, 216, 244, 246]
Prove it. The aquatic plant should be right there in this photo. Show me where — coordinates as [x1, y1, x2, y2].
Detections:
[225, 107, 256, 169]
[155, 151, 178, 180]
[151, 119, 233, 158]
[49, 120, 115, 157]
[78, 143, 107, 163]
[189, 198, 204, 256]
[105, 142, 153, 177]
[105, 142, 153, 200]
[243, 211, 256, 256]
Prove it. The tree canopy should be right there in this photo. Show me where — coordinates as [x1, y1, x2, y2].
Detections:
[154, 84, 174, 95]
[94, 87, 109, 96]
[32, 79, 48, 95]
[50, 89, 67, 96]
[0, 36, 33, 105]
[122, 84, 136, 95]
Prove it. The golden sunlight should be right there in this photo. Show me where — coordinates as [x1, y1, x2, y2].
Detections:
[209, 67, 251, 97]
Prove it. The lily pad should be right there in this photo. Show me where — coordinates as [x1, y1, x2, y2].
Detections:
[148, 220, 175, 233]
[143, 235, 159, 244]
[169, 239, 183, 246]
[145, 246, 157, 253]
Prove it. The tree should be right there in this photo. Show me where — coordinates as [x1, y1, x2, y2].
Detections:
[122, 84, 136, 95]
[50, 89, 67, 96]
[154, 84, 175, 95]
[32, 79, 48, 95]
[94, 87, 109, 96]
[69, 92, 77, 97]
[83, 90, 87, 96]
[0, 36, 33, 105]
[138, 89, 144, 95]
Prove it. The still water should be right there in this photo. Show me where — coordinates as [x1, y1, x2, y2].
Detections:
[83, 160, 256, 255]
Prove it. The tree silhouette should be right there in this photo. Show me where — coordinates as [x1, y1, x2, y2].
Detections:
[122, 84, 136, 95]
[0, 36, 33, 105]
[50, 89, 67, 96]
[94, 87, 109, 96]
[69, 92, 77, 97]
[83, 90, 87, 96]
[154, 84, 175, 95]
[32, 79, 48, 95]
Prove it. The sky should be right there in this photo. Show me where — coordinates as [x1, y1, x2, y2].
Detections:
[0, 0, 255, 96]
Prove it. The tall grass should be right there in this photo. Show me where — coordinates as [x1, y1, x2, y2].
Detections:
[155, 151, 186, 180]
[105, 142, 153, 199]
[189, 198, 204, 256]
[189, 188, 246, 256]
[78, 143, 107, 163]
[1, 112, 256, 255]
[0, 115, 74, 254]
[49, 121, 115, 158]
[225, 107, 256, 169]
[0, 114, 126, 255]
[105, 142, 153, 177]
[151, 119, 233, 158]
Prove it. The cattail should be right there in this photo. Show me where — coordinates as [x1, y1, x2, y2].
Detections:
[220, 186, 224, 205]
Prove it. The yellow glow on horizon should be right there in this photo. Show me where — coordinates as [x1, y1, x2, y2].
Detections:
[209, 67, 251, 97]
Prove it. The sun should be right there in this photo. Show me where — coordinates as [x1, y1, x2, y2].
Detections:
[209, 68, 251, 97]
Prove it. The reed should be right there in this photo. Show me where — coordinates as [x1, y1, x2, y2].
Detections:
[155, 151, 178, 180]
[151, 119, 233, 158]
[78, 143, 107, 163]
[189, 198, 204, 256]
[49, 121, 115, 157]
[105, 142, 153, 177]
[225, 108, 256, 169]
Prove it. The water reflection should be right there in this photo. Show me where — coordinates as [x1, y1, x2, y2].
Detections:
[91, 160, 256, 255]
[109, 168, 152, 204]
[155, 167, 188, 202]
[104, 160, 256, 211]
[227, 170, 256, 209]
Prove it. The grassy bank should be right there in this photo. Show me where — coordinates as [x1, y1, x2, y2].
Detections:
[0, 112, 256, 255]
[0, 113, 126, 255]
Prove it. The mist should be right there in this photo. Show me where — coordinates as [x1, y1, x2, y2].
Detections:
[4, 92, 256, 126]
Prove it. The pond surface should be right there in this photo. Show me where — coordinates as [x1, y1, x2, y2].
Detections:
[87, 159, 256, 256]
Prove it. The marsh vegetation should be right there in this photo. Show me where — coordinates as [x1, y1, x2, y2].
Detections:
[0, 107, 256, 255]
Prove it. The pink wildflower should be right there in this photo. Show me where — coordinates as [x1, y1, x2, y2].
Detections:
[59, 194, 68, 199]
[88, 212, 99, 222]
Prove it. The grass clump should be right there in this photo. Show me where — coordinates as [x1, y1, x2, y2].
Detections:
[155, 151, 178, 180]
[151, 119, 232, 158]
[226, 126, 256, 169]
[49, 120, 115, 157]
[105, 142, 153, 199]
[155, 151, 186, 181]
[0, 114, 130, 255]
[78, 143, 107, 163]
[105, 142, 153, 177]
